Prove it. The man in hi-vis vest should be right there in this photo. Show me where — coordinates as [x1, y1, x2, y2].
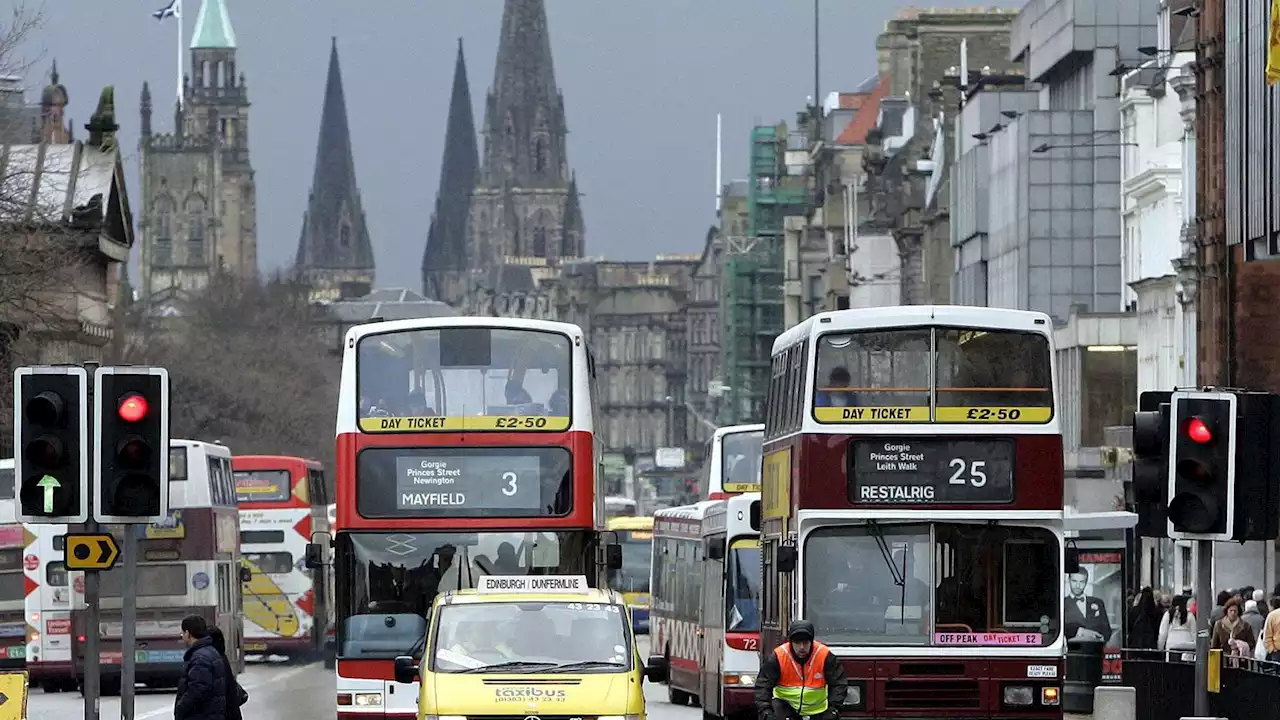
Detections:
[754, 621, 848, 720]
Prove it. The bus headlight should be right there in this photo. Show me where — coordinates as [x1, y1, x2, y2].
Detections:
[844, 686, 862, 706]
[1002, 686, 1033, 706]
[351, 692, 384, 707]
[723, 673, 754, 686]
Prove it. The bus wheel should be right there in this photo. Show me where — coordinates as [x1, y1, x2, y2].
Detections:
[668, 684, 691, 706]
[39, 679, 62, 693]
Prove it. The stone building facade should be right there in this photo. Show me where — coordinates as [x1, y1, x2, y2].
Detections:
[137, 0, 257, 304]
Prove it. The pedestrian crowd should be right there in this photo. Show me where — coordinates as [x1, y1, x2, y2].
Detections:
[1124, 583, 1280, 661]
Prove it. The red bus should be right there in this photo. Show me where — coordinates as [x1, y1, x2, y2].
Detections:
[315, 317, 618, 719]
[231, 455, 331, 660]
[753, 306, 1071, 719]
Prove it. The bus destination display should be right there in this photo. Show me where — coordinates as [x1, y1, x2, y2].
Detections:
[849, 438, 1015, 504]
[395, 455, 541, 511]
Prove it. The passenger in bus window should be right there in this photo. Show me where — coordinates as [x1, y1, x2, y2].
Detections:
[505, 380, 534, 406]
[406, 392, 437, 417]
[548, 388, 569, 416]
[815, 367, 856, 407]
[492, 542, 522, 574]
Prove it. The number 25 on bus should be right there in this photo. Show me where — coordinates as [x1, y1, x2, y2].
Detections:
[761, 306, 1075, 719]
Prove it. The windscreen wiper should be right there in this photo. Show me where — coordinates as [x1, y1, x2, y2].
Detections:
[541, 661, 627, 673]
[458, 661, 558, 674]
[866, 521, 909, 626]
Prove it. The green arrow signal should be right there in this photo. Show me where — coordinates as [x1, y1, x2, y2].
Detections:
[37, 474, 60, 514]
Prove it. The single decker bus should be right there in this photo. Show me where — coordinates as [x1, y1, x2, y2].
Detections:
[649, 493, 762, 719]
[754, 306, 1070, 719]
[232, 454, 331, 660]
[319, 316, 620, 720]
[607, 514, 654, 633]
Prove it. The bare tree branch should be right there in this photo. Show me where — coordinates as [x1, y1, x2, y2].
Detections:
[120, 274, 340, 469]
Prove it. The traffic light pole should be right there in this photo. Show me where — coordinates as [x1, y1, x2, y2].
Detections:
[121, 529, 137, 720]
[1194, 539, 1212, 717]
[82, 361, 100, 720]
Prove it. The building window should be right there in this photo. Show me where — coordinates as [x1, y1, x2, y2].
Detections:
[340, 222, 352, 249]
[1080, 346, 1138, 447]
[186, 197, 205, 265]
[561, 228, 574, 258]
[534, 137, 547, 173]
[155, 196, 173, 265]
[533, 226, 547, 257]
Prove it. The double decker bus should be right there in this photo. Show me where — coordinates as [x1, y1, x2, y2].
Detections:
[72, 440, 248, 694]
[232, 454, 331, 660]
[756, 306, 1069, 718]
[322, 317, 618, 720]
[650, 493, 762, 719]
[703, 424, 764, 499]
[24, 521, 74, 692]
[607, 514, 654, 632]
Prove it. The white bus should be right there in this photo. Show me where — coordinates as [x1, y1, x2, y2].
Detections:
[649, 494, 762, 719]
[24, 521, 74, 692]
[71, 440, 249, 694]
[702, 424, 764, 499]
[0, 461, 24, 670]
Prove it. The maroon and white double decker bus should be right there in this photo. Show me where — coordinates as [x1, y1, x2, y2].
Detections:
[759, 306, 1071, 719]
[71, 440, 247, 694]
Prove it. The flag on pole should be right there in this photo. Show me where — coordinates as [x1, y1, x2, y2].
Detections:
[152, 0, 180, 21]
[1268, 0, 1280, 85]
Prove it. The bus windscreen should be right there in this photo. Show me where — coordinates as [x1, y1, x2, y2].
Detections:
[356, 327, 573, 432]
[726, 539, 761, 632]
[609, 531, 652, 594]
[721, 431, 763, 493]
[813, 326, 1052, 424]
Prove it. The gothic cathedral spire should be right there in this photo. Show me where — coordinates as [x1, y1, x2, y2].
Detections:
[295, 38, 375, 298]
[483, 0, 568, 187]
[422, 39, 479, 300]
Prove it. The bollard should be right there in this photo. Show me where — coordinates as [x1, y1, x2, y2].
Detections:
[1092, 686, 1136, 720]
[1062, 638, 1106, 714]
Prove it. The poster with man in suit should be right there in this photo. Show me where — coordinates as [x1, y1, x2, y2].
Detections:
[1064, 564, 1114, 645]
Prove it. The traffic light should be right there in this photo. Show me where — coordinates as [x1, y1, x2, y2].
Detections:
[1229, 392, 1280, 541]
[13, 367, 88, 523]
[1131, 391, 1171, 538]
[1167, 390, 1236, 540]
[93, 367, 169, 523]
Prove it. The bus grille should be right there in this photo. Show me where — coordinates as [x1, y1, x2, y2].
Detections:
[883, 678, 981, 710]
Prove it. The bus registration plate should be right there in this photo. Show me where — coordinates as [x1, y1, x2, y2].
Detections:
[848, 438, 1015, 504]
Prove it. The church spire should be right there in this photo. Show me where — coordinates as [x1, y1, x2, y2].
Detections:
[296, 38, 375, 292]
[422, 38, 479, 299]
[482, 0, 568, 187]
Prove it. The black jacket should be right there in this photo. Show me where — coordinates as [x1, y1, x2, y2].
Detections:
[754, 643, 848, 718]
[218, 652, 249, 720]
[174, 636, 229, 720]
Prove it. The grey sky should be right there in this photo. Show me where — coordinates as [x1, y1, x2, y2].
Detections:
[22, 0, 1019, 289]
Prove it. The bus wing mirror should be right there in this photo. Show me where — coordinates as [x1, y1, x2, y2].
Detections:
[239, 565, 252, 584]
[304, 542, 327, 570]
[749, 501, 761, 532]
[393, 655, 418, 685]
[1064, 545, 1081, 575]
[606, 543, 623, 570]
[777, 545, 797, 573]
[707, 537, 726, 560]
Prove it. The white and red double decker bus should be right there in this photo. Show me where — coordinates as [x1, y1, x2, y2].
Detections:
[323, 317, 616, 720]
[754, 306, 1069, 718]
[703, 424, 764, 499]
[72, 440, 247, 694]
[651, 493, 762, 720]
[0, 460, 26, 670]
[232, 454, 331, 660]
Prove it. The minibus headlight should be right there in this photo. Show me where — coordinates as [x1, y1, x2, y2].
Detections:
[1003, 686, 1033, 706]
[351, 692, 384, 707]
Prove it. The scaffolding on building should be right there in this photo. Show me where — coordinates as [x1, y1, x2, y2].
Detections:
[718, 124, 809, 425]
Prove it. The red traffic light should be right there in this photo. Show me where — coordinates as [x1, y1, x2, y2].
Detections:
[1186, 417, 1213, 444]
[117, 393, 149, 423]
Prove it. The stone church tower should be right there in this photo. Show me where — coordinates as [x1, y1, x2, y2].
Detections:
[424, 0, 585, 306]
[294, 38, 376, 300]
[137, 0, 257, 303]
